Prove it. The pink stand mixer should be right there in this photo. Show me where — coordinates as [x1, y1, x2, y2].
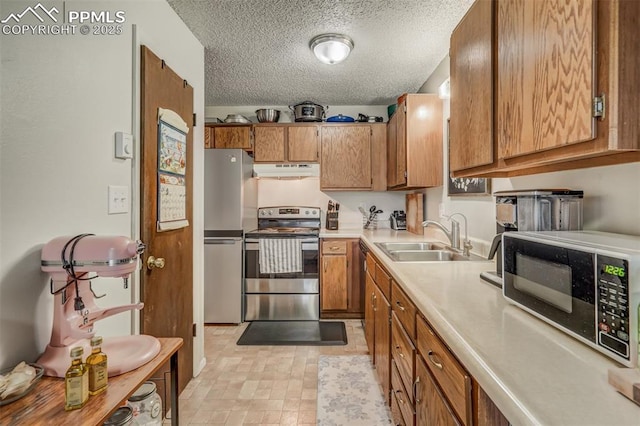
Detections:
[39, 234, 161, 378]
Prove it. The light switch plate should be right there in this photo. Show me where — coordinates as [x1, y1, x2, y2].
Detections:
[108, 185, 129, 214]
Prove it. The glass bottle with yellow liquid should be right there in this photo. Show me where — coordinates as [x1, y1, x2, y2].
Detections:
[87, 335, 108, 395]
[65, 346, 89, 411]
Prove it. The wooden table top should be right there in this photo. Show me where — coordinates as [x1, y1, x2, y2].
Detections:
[0, 337, 183, 426]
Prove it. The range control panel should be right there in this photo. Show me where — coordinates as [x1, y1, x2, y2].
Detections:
[596, 254, 630, 360]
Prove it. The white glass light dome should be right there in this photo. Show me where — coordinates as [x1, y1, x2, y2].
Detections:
[310, 34, 354, 65]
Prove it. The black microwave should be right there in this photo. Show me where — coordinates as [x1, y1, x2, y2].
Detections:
[502, 231, 639, 367]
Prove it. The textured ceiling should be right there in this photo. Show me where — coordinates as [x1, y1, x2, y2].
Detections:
[167, 0, 474, 106]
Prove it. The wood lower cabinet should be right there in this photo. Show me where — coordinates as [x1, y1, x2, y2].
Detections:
[449, 0, 640, 178]
[320, 239, 364, 318]
[374, 282, 391, 403]
[416, 355, 460, 426]
[365, 272, 376, 358]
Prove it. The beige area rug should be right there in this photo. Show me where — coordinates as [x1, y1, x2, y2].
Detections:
[317, 355, 392, 425]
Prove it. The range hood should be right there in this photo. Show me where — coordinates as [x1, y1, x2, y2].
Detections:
[253, 163, 319, 178]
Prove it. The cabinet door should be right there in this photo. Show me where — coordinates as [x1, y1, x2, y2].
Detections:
[416, 355, 460, 426]
[204, 127, 214, 149]
[254, 126, 286, 162]
[321, 255, 348, 311]
[288, 126, 319, 162]
[497, 0, 595, 159]
[213, 126, 252, 149]
[320, 126, 372, 190]
[365, 272, 376, 360]
[387, 112, 398, 187]
[374, 284, 391, 404]
[395, 102, 407, 187]
[449, 0, 494, 171]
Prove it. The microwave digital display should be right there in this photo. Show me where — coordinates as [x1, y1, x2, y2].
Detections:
[603, 264, 625, 277]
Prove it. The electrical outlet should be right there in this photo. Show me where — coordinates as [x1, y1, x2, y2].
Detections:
[439, 203, 446, 218]
[108, 185, 129, 214]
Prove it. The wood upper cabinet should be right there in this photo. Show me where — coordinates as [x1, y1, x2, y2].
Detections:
[253, 124, 320, 163]
[211, 125, 252, 149]
[449, 0, 494, 172]
[320, 239, 364, 318]
[320, 125, 372, 190]
[253, 126, 286, 162]
[450, 0, 640, 178]
[497, 0, 595, 158]
[387, 94, 443, 189]
[288, 126, 319, 162]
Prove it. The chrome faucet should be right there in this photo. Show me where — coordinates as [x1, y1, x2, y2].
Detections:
[422, 213, 473, 256]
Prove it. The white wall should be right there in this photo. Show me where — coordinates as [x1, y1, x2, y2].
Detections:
[256, 178, 407, 229]
[0, 0, 206, 376]
[420, 56, 640, 256]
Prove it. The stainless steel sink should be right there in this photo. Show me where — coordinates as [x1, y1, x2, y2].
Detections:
[375, 242, 445, 252]
[374, 242, 487, 263]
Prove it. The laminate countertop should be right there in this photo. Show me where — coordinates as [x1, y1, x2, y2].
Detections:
[321, 228, 640, 425]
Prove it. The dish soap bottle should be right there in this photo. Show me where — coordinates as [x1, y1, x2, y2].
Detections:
[87, 335, 108, 395]
[65, 346, 88, 411]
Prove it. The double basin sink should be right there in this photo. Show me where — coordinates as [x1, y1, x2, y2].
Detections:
[375, 242, 486, 263]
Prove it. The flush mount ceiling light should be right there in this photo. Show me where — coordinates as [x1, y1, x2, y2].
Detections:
[310, 33, 354, 65]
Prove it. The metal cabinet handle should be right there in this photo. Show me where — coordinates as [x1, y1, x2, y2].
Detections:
[330, 246, 340, 251]
[427, 350, 443, 370]
[395, 301, 406, 311]
[372, 293, 377, 311]
[413, 376, 421, 403]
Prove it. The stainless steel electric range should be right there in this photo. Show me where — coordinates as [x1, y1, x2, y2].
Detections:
[244, 206, 321, 321]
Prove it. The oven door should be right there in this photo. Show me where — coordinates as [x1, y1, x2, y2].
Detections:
[502, 234, 596, 343]
[244, 238, 319, 321]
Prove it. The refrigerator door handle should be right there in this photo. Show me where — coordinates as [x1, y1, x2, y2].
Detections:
[204, 239, 240, 244]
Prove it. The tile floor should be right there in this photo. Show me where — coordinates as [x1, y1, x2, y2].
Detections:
[166, 320, 369, 425]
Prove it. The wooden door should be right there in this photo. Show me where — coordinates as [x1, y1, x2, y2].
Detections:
[450, 0, 494, 171]
[213, 126, 252, 149]
[416, 355, 460, 426]
[497, 0, 595, 159]
[140, 46, 193, 396]
[321, 255, 348, 310]
[288, 126, 319, 162]
[320, 126, 372, 190]
[386, 112, 398, 187]
[395, 103, 407, 187]
[254, 126, 285, 162]
[374, 284, 391, 404]
[364, 272, 375, 360]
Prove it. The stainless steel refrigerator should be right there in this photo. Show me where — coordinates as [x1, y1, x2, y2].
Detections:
[204, 149, 256, 323]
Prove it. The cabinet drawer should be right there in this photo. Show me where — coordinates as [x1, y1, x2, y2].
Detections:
[391, 281, 416, 339]
[322, 240, 347, 254]
[375, 263, 392, 300]
[366, 253, 376, 277]
[392, 312, 416, 404]
[392, 359, 414, 426]
[416, 315, 472, 425]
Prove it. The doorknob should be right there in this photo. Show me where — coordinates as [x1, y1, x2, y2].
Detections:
[147, 256, 166, 270]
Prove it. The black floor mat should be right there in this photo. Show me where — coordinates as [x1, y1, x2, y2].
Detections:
[236, 321, 348, 346]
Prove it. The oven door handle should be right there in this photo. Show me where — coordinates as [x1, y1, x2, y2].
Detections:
[244, 242, 318, 250]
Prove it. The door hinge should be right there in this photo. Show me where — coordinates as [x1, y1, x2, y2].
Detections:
[192, 323, 197, 337]
[593, 94, 605, 120]
[193, 113, 197, 127]
[370, 128, 373, 136]
[404, 171, 407, 178]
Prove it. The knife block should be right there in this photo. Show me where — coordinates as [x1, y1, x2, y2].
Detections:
[326, 212, 339, 230]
